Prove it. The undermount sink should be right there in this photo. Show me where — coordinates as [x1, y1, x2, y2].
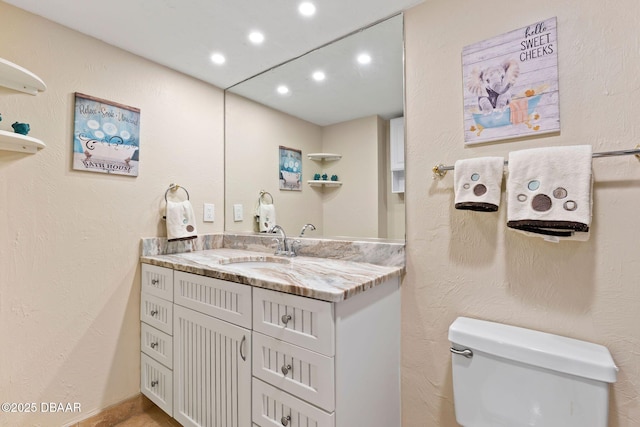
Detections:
[221, 256, 291, 267]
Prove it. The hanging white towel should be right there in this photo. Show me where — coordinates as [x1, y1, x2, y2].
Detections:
[506, 145, 592, 242]
[257, 202, 276, 232]
[454, 157, 504, 212]
[166, 200, 198, 242]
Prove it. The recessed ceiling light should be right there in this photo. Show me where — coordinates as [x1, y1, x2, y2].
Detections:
[277, 85, 290, 95]
[210, 53, 226, 65]
[248, 31, 265, 45]
[357, 53, 372, 65]
[298, 2, 316, 17]
[312, 71, 326, 81]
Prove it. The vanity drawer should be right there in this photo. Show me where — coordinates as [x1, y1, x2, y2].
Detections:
[174, 271, 252, 329]
[141, 264, 173, 301]
[253, 287, 334, 357]
[253, 332, 335, 412]
[141, 293, 173, 335]
[252, 378, 334, 427]
[141, 353, 173, 416]
[141, 322, 173, 368]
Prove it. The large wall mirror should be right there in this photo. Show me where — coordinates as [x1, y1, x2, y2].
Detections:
[224, 14, 405, 240]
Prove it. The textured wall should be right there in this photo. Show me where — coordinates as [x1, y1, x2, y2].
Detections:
[0, 3, 224, 426]
[403, 1, 640, 426]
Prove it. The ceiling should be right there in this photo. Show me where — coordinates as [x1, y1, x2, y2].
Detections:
[5, 0, 421, 90]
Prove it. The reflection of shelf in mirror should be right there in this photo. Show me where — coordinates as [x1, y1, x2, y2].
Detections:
[0, 129, 46, 153]
[0, 57, 47, 95]
[307, 153, 342, 161]
[307, 180, 342, 187]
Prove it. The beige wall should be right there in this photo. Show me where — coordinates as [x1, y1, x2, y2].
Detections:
[0, 3, 224, 426]
[403, 1, 640, 426]
[321, 115, 383, 237]
[225, 92, 324, 235]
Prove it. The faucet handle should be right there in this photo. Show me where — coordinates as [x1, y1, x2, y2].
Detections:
[271, 237, 282, 253]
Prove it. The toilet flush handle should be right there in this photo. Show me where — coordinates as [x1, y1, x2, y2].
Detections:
[450, 347, 473, 358]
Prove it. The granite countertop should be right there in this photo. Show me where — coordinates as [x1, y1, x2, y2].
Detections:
[141, 248, 404, 302]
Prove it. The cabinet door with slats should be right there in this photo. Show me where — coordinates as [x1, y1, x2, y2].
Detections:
[173, 304, 251, 427]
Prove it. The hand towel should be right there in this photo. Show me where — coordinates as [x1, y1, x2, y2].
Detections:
[454, 157, 505, 212]
[506, 145, 592, 242]
[257, 202, 276, 232]
[166, 200, 198, 242]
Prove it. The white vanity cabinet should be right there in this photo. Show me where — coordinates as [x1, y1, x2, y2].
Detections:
[251, 279, 401, 427]
[140, 264, 175, 415]
[141, 261, 401, 427]
[172, 272, 252, 427]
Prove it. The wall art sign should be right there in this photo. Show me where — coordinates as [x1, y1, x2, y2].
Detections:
[279, 146, 302, 191]
[462, 17, 560, 145]
[72, 93, 141, 176]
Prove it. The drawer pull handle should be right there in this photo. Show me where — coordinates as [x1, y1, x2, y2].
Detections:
[151, 278, 160, 285]
[150, 380, 158, 387]
[150, 310, 158, 317]
[240, 335, 247, 361]
[281, 314, 292, 325]
[281, 415, 291, 426]
[150, 342, 158, 349]
[281, 364, 292, 376]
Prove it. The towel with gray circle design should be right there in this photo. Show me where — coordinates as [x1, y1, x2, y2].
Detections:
[506, 145, 592, 241]
[454, 157, 505, 212]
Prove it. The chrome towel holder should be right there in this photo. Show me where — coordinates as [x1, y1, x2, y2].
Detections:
[164, 183, 190, 202]
[432, 145, 640, 179]
[259, 190, 274, 204]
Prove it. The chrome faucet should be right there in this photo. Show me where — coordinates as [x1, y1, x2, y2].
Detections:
[299, 223, 316, 237]
[268, 224, 295, 256]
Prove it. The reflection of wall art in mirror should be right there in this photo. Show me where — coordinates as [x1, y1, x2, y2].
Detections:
[462, 17, 560, 145]
[72, 92, 141, 176]
[279, 146, 302, 191]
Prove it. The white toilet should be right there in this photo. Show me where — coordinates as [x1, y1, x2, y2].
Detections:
[449, 317, 618, 426]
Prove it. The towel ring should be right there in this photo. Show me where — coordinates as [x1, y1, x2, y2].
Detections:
[259, 190, 273, 204]
[165, 183, 190, 202]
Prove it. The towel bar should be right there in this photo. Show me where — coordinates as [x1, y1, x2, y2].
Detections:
[433, 145, 640, 178]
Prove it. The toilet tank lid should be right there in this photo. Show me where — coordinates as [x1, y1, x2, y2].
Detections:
[448, 317, 618, 383]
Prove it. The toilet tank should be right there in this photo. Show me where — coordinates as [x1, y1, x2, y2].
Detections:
[449, 317, 617, 427]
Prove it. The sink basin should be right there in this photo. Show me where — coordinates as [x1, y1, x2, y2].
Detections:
[221, 256, 291, 267]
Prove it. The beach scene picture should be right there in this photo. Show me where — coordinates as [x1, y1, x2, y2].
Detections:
[462, 17, 560, 145]
[73, 93, 141, 176]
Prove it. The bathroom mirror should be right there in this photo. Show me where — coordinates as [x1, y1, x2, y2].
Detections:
[224, 14, 405, 240]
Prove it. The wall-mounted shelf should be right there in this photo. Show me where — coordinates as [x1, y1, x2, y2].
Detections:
[0, 57, 46, 154]
[0, 57, 47, 95]
[307, 180, 342, 187]
[0, 129, 46, 153]
[307, 153, 342, 161]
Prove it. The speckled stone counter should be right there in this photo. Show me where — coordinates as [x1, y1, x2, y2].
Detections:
[140, 233, 405, 302]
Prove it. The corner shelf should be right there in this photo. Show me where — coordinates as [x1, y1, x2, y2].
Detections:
[307, 153, 342, 161]
[0, 57, 47, 154]
[0, 57, 47, 95]
[0, 129, 45, 153]
[307, 180, 342, 187]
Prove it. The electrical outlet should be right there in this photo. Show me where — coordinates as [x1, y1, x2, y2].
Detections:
[233, 204, 243, 222]
[203, 203, 215, 222]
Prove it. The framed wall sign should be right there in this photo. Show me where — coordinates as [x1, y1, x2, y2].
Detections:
[279, 146, 302, 191]
[462, 17, 560, 145]
[72, 93, 141, 176]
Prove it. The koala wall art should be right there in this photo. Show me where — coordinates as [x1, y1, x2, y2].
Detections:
[461, 17, 560, 145]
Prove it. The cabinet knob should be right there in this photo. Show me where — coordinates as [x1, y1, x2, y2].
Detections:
[151, 278, 160, 285]
[281, 415, 291, 426]
[281, 314, 292, 325]
[150, 342, 158, 349]
[281, 364, 292, 376]
[150, 380, 158, 387]
[150, 310, 158, 317]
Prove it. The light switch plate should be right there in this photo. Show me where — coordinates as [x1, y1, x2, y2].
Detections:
[233, 204, 243, 222]
[203, 203, 215, 222]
